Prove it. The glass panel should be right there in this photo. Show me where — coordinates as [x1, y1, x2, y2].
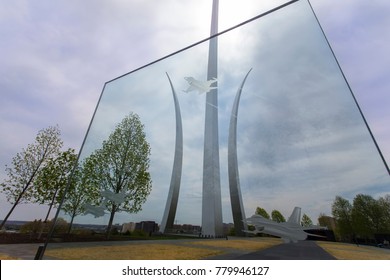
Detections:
[44, 0, 389, 258]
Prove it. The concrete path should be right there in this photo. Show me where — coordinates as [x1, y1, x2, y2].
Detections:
[0, 243, 43, 260]
[233, 241, 336, 260]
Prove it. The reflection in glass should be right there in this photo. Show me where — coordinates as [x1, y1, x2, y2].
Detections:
[44, 0, 390, 257]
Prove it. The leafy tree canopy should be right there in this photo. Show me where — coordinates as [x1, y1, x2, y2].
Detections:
[33, 148, 78, 222]
[271, 210, 286, 223]
[331, 194, 390, 241]
[255, 207, 270, 219]
[352, 194, 387, 236]
[301, 213, 313, 227]
[85, 113, 152, 236]
[34, 148, 77, 205]
[1, 126, 62, 228]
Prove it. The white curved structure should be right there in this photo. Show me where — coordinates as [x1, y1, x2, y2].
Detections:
[228, 69, 252, 236]
[160, 73, 183, 233]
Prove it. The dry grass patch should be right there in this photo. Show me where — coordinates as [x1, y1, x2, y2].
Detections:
[188, 238, 282, 251]
[44, 238, 282, 260]
[45, 243, 222, 260]
[316, 241, 390, 260]
[0, 254, 19, 260]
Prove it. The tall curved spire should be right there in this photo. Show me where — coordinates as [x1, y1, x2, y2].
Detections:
[228, 69, 252, 236]
[160, 73, 183, 233]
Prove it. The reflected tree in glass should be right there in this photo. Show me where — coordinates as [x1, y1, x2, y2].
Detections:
[84, 113, 152, 237]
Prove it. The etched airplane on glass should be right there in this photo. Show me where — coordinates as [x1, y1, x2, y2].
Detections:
[82, 190, 127, 218]
[243, 207, 326, 243]
[183, 77, 217, 94]
[83, 204, 106, 218]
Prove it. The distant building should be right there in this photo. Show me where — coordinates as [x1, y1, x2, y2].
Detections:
[168, 223, 201, 234]
[121, 222, 136, 233]
[223, 223, 234, 235]
[167, 223, 231, 236]
[135, 221, 159, 234]
[182, 224, 201, 234]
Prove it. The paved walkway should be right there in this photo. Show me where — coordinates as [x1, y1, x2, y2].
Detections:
[234, 241, 336, 260]
[0, 243, 43, 260]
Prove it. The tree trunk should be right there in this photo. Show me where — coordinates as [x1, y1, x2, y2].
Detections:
[0, 184, 30, 229]
[44, 188, 59, 223]
[1, 163, 42, 229]
[106, 205, 116, 239]
[67, 213, 76, 235]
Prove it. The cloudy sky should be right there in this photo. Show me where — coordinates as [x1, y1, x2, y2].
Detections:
[1, 0, 389, 226]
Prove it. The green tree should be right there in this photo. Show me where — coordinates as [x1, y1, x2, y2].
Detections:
[271, 210, 286, 223]
[255, 207, 270, 219]
[0, 126, 63, 229]
[351, 194, 385, 239]
[301, 213, 313, 227]
[332, 196, 353, 241]
[61, 157, 101, 233]
[33, 148, 77, 222]
[377, 195, 390, 233]
[87, 113, 152, 237]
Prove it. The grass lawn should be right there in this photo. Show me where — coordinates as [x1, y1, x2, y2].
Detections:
[45, 243, 222, 260]
[316, 241, 390, 260]
[186, 237, 282, 250]
[0, 254, 19, 260]
[44, 238, 281, 260]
